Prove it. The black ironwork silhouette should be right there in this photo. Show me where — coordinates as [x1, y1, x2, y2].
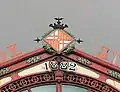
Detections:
[49, 18, 68, 30]
[34, 37, 41, 43]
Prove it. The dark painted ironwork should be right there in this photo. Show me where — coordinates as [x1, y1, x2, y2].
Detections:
[108, 69, 120, 79]
[49, 18, 68, 30]
[0, 67, 9, 76]
[34, 37, 41, 43]
[62, 72, 119, 92]
[77, 57, 92, 66]
[0, 72, 55, 92]
[76, 38, 83, 44]
[26, 55, 41, 63]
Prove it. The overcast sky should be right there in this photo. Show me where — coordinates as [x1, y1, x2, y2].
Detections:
[0, 0, 120, 65]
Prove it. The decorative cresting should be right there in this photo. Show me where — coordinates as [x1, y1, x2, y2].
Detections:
[34, 18, 83, 54]
[62, 72, 119, 92]
[43, 18, 74, 53]
[49, 18, 68, 30]
[0, 68, 9, 76]
[107, 69, 120, 80]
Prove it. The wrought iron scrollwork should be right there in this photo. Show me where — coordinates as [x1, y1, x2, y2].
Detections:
[62, 72, 119, 92]
[0, 67, 9, 76]
[0, 72, 55, 92]
[26, 56, 41, 63]
[49, 18, 68, 30]
[108, 69, 120, 79]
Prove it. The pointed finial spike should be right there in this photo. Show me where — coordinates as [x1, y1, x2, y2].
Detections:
[34, 37, 41, 43]
[76, 38, 83, 44]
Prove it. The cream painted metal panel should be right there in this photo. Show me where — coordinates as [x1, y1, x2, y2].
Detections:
[74, 64, 100, 78]
[0, 77, 11, 87]
[18, 61, 51, 77]
[106, 79, 120, 90]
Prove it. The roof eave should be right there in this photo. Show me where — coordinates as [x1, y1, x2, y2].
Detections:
[0, 48, 45, 68]
[73, 49, 120, 72]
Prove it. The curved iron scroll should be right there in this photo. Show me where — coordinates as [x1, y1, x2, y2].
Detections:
[62, 72, 119, 92]
[0, 72, 56, 92]
[0, 56, 119, 92]
[0, 71, 119, 92]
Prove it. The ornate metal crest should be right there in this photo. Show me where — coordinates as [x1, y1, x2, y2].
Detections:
[43, 18, 74, 53]
[34, 18, 83, 54]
